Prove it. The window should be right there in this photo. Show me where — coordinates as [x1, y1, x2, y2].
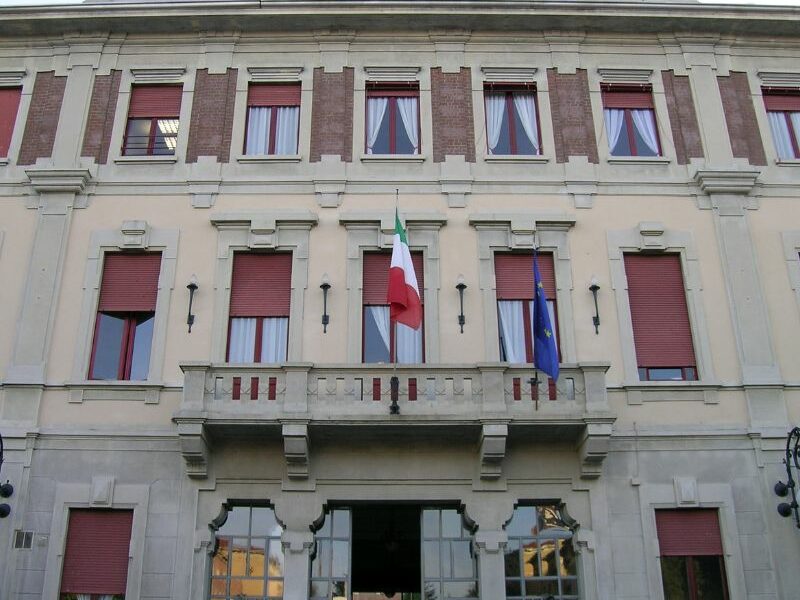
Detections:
[484, 84, 541, 155]
[0, 87, 22, 158]
[210, 505, 284, 600]
[365, 82, 420, 155]
[504, 505, 578, 600]
[363, 252, 424, 363]
[228, 253, 291, 363]
[624, 253, 697, 381]
[763, 89, 800, 159]
[59, 509, 133, 600]
[495, 253, 559, 364]
[245, 83, 300, 155]
[602, 84, 661, 157]
[421, 508, 478, 600]
[122, 85, 181, 156]
[89, 253, 160, 381]
[656, 509, 729, 600]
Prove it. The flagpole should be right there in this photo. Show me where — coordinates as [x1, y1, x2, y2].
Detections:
[390, 188, 400, 414]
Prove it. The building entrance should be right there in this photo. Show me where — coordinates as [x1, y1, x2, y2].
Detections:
[310, 504, 478, 600]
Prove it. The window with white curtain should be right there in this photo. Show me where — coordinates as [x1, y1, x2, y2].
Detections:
[601, 85, 661, 157]
[365, 84, 420, 155]
[244, 83, 301, 155]
[484, 85, 541, 155]
[763, 90, 800, 159]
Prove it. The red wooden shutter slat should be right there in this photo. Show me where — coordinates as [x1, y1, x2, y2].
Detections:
[655, 509, 723, 556]
[60, 509, 133, 594]
[128, 85, 182, 117]
[363, 251, 424, 305]
[247, 83, 301, 106]
[0, 87, 22, 156]
[624, 254, 696, 368]
[229, 253, 292, 317]
[602, 89, 654, 109]
[494, 253, 555, 300]
[98, 253, 161, 312]
[763, 92, 800, 112]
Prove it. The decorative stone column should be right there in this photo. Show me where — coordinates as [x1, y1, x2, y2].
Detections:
[281, 529, 315, 600]
[474, 529, 508, 600]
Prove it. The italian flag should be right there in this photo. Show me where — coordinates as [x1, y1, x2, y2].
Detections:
[387, 209, 422, 330]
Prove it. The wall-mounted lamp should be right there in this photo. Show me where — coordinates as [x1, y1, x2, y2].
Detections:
[456, 275, 467, 334]
[589, 276, 600, 335]
[0, 431, 10, 518]
[186, 275, 199, 333]
[320, 273, 331, 333]
[775, 427, 800, 528]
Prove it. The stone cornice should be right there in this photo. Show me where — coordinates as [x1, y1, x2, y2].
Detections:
[25, 168, 91, 193]
[693, 169, 760, 194]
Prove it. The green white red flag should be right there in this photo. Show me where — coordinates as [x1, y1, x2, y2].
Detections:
[387, 209, 422, 329]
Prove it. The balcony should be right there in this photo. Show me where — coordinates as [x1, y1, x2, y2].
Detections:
[173, 362, 614, 481]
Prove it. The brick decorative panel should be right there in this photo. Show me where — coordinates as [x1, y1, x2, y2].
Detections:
[81, 70, 122, 164]
[431, 67, 475, 163]
[717, 71, 767, 166]
[546, 69, 598, 164]
[661, 71, 704, 165]
[18, 71, 67, 165]
[310, 67, 354, 162]
[186, 68, 237, 163]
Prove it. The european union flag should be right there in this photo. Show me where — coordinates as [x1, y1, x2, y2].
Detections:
[533, 251, 559, 380]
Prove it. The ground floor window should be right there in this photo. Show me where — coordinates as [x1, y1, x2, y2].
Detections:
[310, 505, 477, 600]
[503, 504, 579, 600]
[209, 505, 285, 599]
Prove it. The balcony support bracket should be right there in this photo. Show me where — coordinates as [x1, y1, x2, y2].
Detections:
[479, 423, 508, 480]
[283, 422, 310, 480]
[578, 421, 614, 479]
[176, 420, 210, 479]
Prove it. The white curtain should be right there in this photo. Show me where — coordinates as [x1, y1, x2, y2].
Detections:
[792, 113, 800, 154]
[75, 596, 91, 600]
[396, 322, 423, 364]
[768, 112, 795, 159]
[229, 318, 257, 363]
[261, 317, 289, 363]
[396, 97, 419, 154]
[513, 93, 540, 154]
[245, 107, 271, 155]
[529, 299, 559, 353]
[485, 94, 506, 154]
[274, 106, 300, 155]
[498, 301, 526, 363]
[99, 596, 116, 600]
[367, 306, 391, 356]
[604, 108, 626, 154]
[366, 97, 389, 154]
[631, 109, 659, 155]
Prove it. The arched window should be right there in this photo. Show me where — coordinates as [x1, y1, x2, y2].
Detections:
[504, 504, 578, 599]
[209, 505, 284, 600]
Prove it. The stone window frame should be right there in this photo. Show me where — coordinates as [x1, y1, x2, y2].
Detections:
[41, 479, 149, 599]
[233, 66, 307, 164]
[70, 221, 179, 402]
[478, 67, 553, 164]
[608, 223, 717, 396]
[209, 212, 317, 362]
[470, 213, 577, 363]
[638, 479, 747, 600]
[756, 71, 800, 166]
[783, 231, 800, 314]
[109, 67, 192, 164]
[592, 68, 674, 165]
[341, 212, 445, 363]
[0, 69, 29, 166]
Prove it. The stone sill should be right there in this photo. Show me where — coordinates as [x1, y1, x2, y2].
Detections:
[0, 158, 8, 166]
[776, 159, 800, 167]
[607, 156, 671, 165]
[66, 380, 165, 404]
[360, 154, 426, 163]
[114, 155, 178, 165]
[237, 154, 302, 163]
[484, 154, 549, 163]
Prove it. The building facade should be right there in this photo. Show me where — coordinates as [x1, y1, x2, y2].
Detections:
[0, 0, 799, 598]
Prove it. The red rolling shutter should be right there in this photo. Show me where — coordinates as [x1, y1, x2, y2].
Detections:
[763, 91, 800, 112]
[229, 253, 292, 317]
[601, 87, 654, 109]
[363, 252, 424, 304]
[655, 509, 724, 556]
[247, 83, 301, 106]
[0, 87, 21, 156]
[494, 253, 555, 300]
[60, 509, 133, 595]
[128, 85, 182, 118]
[98, 253, 161, 312]
[624, 253, 696, 368]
